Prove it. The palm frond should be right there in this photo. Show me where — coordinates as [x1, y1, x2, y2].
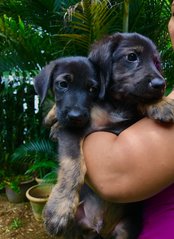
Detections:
[11, 139, 58, 178]
[12, 139, 57, 163]
[56, 0, 122, 55]
[25, 161, 57, 174]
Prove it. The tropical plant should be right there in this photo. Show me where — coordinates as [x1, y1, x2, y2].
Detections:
[56, 0, 123, 56]
[11, 139, 58, 183]
[0, 0, 80, 71]
[0, 0, 173, 85]
[0, 73, 43, 160]
[0, 138, 57, 192]
[1, 174, 33, 193]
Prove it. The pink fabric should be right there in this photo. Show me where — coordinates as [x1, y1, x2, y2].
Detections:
[138, 184, 174, 239]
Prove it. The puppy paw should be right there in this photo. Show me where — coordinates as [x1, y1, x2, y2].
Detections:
[43, 191, 79, 236]
[140, 98, 174, 123]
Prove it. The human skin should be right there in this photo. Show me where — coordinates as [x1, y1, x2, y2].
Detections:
[83, 3, 174, 203]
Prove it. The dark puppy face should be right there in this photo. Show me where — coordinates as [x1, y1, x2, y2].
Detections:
[89, 33, 166, 103]
[34, 57, 99, 128]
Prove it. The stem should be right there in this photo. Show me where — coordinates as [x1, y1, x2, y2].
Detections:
[123, 0, 129, 32]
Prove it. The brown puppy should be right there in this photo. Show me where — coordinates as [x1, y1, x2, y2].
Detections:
[34, 33, 174, 239]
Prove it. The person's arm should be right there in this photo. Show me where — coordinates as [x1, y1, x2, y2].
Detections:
[83, 91, 174, 203]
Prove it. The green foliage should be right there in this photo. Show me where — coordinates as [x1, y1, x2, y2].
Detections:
[1, 175, 33, 193]
[0, 15, 54, 71]
[0, 72, 53, 188]
[0, 137, 57, 191]
[0, 0, 173, 82]
[0, 73, 43, 159]
[12, 139, 58, 180]
[57, 0, 122, 55]
[9, 218, 23, 230]
[0, 0, 65, 71]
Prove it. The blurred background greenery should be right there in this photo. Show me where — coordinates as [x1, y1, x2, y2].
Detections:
[0, 0, 174, 184]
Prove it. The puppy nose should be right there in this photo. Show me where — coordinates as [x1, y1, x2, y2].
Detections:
[149, 78, 166, 89]
[68, 110, 88, 121]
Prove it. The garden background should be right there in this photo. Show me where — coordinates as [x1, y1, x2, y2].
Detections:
[0, 0, 174, 207]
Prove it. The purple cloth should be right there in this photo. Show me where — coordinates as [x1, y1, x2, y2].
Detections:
[138, 184, 174, 239]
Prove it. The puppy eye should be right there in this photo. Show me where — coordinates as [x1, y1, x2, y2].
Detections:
[58, 80, 68, 89]
[88, 86, 98, 94]
[126, 53, 138, 62]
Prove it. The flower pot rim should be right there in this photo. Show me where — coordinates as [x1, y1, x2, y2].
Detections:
[26, 183, 54, 203]
[20, 177, 35, 185]
[35, 176, 45, 184]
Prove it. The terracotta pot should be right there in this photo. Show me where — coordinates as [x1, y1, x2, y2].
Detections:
[5, 178, 36, 203]
[26, 183, 54, 221]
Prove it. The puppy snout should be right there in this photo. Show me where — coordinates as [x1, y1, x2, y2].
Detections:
[149, 78, 166, 90]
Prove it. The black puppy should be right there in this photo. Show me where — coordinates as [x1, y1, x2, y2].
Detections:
[34, 56, 101, 235]
[34, 33, 174, 239]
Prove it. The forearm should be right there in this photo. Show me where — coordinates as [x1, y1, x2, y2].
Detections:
[83, 92, 174, 203]
[84, 121, 174, 202]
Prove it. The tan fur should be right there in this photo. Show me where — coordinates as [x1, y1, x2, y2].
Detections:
[44, 139, 86, 233]
[44, 104, 57, 126]
[91, 105, 111, 128]
[139, 97, 174, 122]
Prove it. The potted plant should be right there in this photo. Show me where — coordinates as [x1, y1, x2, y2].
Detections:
[4, 174, 36, 203]
[11, 139, 58, 218]
[0, 158, 35, 203]
[26, 183, 54, 221]
[0, 138, 57, 203]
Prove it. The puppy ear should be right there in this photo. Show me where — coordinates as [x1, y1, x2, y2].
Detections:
[89, 33, 123, 99]
[34, 60, 56, 104]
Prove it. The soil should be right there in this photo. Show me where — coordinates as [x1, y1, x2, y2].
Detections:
[0, 193, 57, 239]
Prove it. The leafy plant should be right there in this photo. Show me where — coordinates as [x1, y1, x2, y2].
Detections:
[56, 0, 122, 56]
[0, 72, 45, 179]
[12, 139, 58, 183]
[9, 218, 23, 230]
[1, 175, 33, 193]
[0, 0, 173, 85]
[0, 72, 54, 191]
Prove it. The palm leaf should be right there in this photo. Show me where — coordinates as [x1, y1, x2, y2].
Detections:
[11, 139, 58, 178]
[56, 0, 121, 55]
[12, 139, 57, 162]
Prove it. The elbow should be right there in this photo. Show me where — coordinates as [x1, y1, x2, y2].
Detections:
[87, 177, 137, 203]
[89, 180, 122, 202]
[97, 187, 117, 202]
